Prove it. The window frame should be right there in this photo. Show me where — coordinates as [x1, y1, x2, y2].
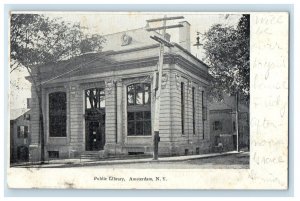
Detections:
[85, 88, 105, 110]
[181, 82, 185, 135]
[213, 121, 223, 131]
[127, 83, 151, 136]
[17, 125, 28, 138]
[201, 90, 207, 139]
[48, 91, 67, 137]
[127, 111, 151, 136]
[233, 121, 236, 131]
[192, 86, 195, 135]
[127, 83, 151, 106]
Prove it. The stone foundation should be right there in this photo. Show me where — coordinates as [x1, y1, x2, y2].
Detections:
[29, 139, 211, 161]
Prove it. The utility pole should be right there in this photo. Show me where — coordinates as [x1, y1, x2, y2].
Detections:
[146, 15, 184, 160]
[236, 92, 239, 152]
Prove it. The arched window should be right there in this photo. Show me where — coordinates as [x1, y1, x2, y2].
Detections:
[49, 92, 67, 137]
[127, 83, 151, 136]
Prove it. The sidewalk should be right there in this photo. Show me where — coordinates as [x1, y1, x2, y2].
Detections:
[11, 151, 242, 168]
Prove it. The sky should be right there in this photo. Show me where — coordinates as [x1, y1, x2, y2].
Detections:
[10, 12, 242, 111]
[45, 12, 241, 58]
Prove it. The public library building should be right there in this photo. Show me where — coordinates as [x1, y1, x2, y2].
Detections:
[28, 21, 212, 160]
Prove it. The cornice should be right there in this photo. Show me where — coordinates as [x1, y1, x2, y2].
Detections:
[39, 53, 211, 84]
[106, 44, 160, 55]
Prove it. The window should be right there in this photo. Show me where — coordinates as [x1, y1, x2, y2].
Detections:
[202, 106, 207, 120]
[48, 151, 59, 159]
[85, 88, 105, 109]
[192, 87, 195, 135]
[213, 121, 222, 131]
[49, 92, 67, 137]
[27, 98, 31, 109]
[201, 91, 207, 139]
[24, 114, 30, 120]
[202, 91, 207, 121]
[181, 82, 185, 134]
[127, 111, 151, 136]
[17, 126, 28, 138]
[127, 83, 150, 106]
[233, 121, 236, 131]
[127, 83, 151, 136]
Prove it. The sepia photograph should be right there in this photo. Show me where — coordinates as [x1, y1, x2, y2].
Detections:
[7, 11, 288, 189]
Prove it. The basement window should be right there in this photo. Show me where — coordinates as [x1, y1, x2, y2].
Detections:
[48, 151, 59, 159]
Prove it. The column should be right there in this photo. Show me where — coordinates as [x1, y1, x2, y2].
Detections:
[104, 79, 117, 153]
[28, 81, 41, 162]
[116, 79, 123, 144]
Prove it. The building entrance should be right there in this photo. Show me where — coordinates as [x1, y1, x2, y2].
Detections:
[84, 88, 106, 151]
[85, 119, 105, 151]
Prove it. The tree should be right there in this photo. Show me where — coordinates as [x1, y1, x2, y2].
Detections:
[10, 14, 106, 73]
[202, 14, 250, 103]
[202, 15, 250, 151]
[10, 14, 106, 162]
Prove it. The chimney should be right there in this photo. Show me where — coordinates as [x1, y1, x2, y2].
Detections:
[179, 21, 191, 52]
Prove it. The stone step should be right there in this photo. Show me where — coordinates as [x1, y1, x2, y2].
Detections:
[81, 153, 99, 156]
[80, 156, 98, 159]
[80, 154, 98, 157]
[80, 151, 100, 159]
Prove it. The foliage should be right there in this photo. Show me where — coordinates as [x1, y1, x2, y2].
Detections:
[203, 14, 250, 102]
[10, 14, 106, 162]
[10, 14, 106, 73]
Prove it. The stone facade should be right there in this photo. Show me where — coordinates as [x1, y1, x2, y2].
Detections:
[27, 27, 211, 160]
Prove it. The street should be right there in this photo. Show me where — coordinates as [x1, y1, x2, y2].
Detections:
[74, 152, 249, 169]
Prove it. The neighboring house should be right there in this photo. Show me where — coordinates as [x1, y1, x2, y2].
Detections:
[208, 95, 249, 152]
[10, 108, 31, 163]
[27, 21, 212, 161]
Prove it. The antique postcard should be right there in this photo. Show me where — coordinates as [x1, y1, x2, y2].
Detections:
[7, 11, 288, 189]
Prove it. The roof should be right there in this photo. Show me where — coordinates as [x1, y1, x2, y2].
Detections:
[208, 95, 249, 113]
[208, 101, 234, 111]
[10, 108, 30, 120]
[29, 25, 210, 84]
[101, 27, 159, 52]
